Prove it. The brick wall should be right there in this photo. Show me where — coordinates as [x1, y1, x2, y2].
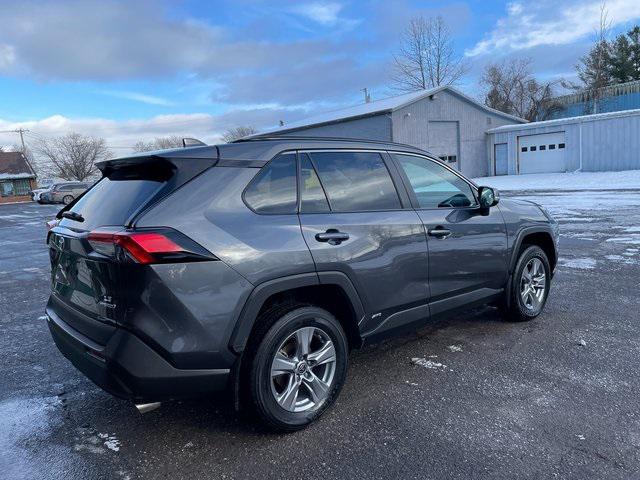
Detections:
[0, 194, 32, 204]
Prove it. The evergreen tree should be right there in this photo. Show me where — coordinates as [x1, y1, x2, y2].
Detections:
[628, 26, 640, 81]
[609, 34, 634, 83]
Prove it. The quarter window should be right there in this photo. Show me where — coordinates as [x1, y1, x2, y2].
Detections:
[244, 153, 297, 214]
[299, 153, 330, 213]
[393, 153, 476, 208]
[308, 151, 401, 212]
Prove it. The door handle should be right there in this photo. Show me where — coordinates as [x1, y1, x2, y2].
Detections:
[427, 227, 452, 239]
[315, 229, 350, 245]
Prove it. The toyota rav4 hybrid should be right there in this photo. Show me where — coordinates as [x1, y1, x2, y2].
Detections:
[45, 137, 559, 431]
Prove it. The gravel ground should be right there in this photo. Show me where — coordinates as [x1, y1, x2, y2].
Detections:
[1, 191, 639, 480]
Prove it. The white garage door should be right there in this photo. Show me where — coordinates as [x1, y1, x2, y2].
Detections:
[518, 132, 566, 174]
[428, 121, 460, 171]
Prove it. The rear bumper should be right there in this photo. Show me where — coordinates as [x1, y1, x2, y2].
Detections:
[46, 308, 231, 403]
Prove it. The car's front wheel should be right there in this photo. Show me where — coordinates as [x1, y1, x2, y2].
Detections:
[501, 245, 551, 322]
[247, 305, 348, 431]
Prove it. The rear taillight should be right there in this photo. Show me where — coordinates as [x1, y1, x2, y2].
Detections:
[87, 228, 214, 264]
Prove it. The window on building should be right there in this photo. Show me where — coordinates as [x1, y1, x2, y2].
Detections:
[0, 181, 14, 197]
[530, 146, 537, 151]
[309, 151, 401, 212]
[13, 179, 31, 196]
[393, 153, 476, 209]
[558, 143, 566, 149]
[299, 153, 330, 213]
[447, 155, 457, 163]
[540, 145, 547, 151]
[521, 147, 528, 152]
[549, 144, 556, 150]
[244, 153, 297, 214]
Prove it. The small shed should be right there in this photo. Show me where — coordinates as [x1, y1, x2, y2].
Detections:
[0, 151, 37, 203]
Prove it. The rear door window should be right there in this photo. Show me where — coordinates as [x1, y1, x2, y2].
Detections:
[308, 151, 401, 212]
[244, 153, 297, 214]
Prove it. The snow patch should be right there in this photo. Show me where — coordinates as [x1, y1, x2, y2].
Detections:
[412, 357, 450, 371]
[447, 345, 463, 352]
[473, 170, 640, 192]
[606, 235, 640, 246]
[75, 428, 121, 454]
[559, 258, 596, 270]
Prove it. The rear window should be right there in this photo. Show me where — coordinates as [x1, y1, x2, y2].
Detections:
[60, 177, 164, 230]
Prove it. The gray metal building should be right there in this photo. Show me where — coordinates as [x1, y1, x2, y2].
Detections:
[261, 87, 524, 178]
[487, 109, 640, 175]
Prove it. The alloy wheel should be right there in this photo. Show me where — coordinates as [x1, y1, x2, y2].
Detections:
[520, 257, 546, 311]
[270, 326, 337, 413]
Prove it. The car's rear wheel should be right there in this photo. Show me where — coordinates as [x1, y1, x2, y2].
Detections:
[62, 195, 74, 205]
[247, 305, 348, 431]
[501, 245, 551, 322]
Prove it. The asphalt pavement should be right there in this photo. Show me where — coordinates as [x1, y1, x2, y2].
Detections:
[0, 191, 639, 480]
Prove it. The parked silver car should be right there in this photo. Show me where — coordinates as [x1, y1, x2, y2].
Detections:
[38, 182, 90, 204]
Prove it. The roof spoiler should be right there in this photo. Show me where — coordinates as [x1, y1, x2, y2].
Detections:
[96, 145, 219, 181]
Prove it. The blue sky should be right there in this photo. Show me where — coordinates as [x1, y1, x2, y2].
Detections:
[1, 0, 640, 151]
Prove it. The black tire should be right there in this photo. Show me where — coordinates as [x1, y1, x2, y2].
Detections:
[62, 195, 74, 205]
[500, 245, 551, 322]
[246, 305, 348, 432]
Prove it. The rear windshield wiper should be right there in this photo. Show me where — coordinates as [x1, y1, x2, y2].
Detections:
[61, 211, 85, 222]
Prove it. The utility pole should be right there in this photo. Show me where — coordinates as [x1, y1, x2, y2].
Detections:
[14, 128, 29, 153]
[0, 128, 29, 152]
[0, 128, 37, 179]
[361, 88, 371, 103]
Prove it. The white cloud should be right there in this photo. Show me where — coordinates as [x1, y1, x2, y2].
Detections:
[292, 2, 344, 25]
[0, 44, 15, 69]
[0, 106, 312, 156]
[97, 90, 175, 106]
[466, 0, 640, 57]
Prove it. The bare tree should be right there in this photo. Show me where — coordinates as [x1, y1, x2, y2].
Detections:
[566, 2, 613, 113]
[220, 126, 257, 143]
[481, 58, 561, 121]
[133, 135, 185, 152]
[391, 15, 467, 92]
[34, 133, 111, 181]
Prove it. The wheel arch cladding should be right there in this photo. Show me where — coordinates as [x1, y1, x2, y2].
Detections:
[229, 272, 365, 354]
[511, 228, 557, 273]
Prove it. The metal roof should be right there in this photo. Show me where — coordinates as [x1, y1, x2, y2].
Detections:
[487, 107, 640, 134]
[256, 86, 526, 135]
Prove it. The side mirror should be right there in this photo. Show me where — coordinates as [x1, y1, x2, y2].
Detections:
[478, 186, 500, 208]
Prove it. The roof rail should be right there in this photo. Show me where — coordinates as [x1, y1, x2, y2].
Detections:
[233, 134, 423, 150]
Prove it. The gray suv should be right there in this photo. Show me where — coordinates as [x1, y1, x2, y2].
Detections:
[45, 137, 558, 431]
